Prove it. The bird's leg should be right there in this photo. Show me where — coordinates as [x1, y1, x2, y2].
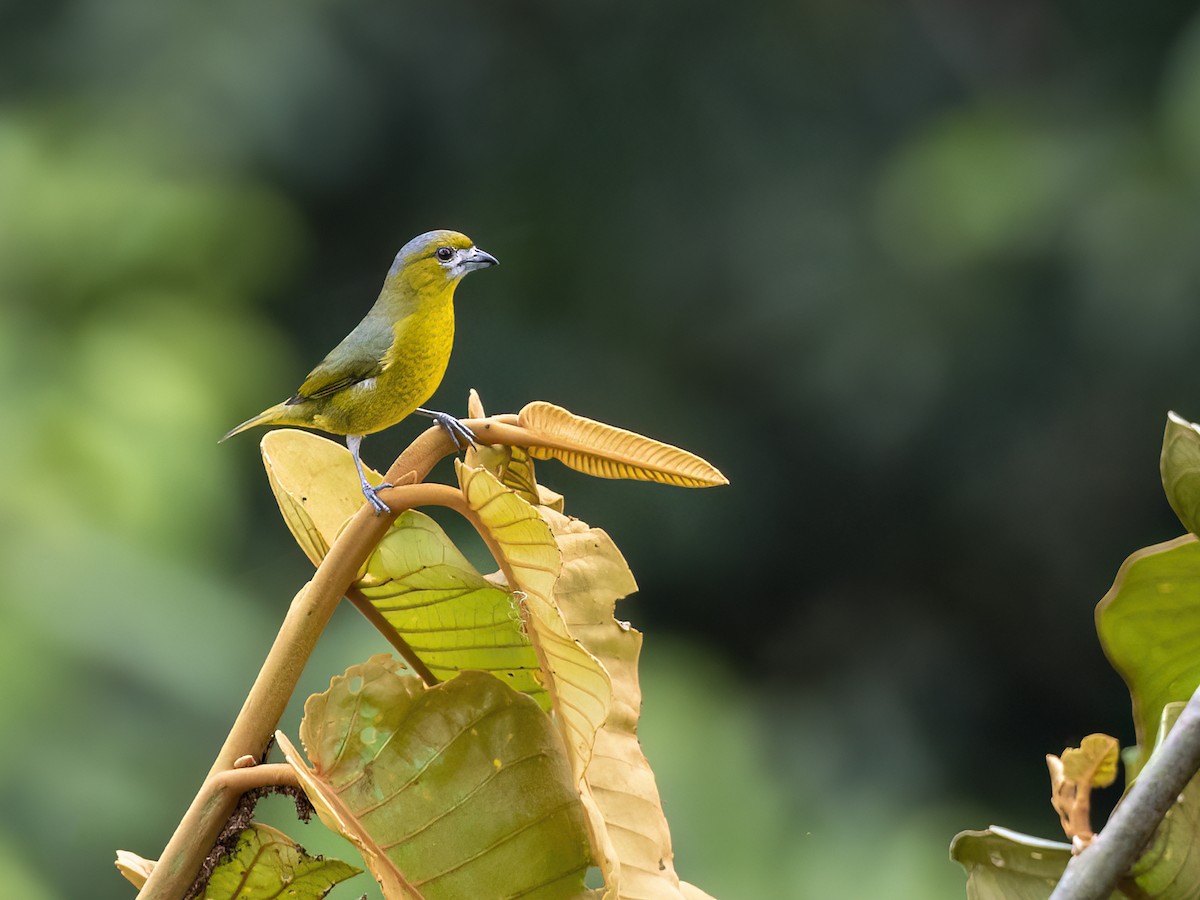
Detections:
[415, 407, 477, 451]
[346, 434, 392, 516]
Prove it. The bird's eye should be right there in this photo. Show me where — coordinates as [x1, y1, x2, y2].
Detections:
[436, 247, 454, 262]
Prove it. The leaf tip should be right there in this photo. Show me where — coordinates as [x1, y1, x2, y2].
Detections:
[115, 850, 156, 890]
[467, 388, 486, 420]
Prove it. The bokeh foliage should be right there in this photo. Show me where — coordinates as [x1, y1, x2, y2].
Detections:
[6, 2, 1200, 898]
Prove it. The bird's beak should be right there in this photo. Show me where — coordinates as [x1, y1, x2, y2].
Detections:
[463, 246, 499, 270]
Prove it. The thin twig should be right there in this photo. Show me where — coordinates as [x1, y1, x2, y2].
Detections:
[1050, 682, 1200, 899]
[211, 764, 300, 794]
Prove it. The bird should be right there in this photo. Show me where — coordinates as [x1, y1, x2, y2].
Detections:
[222, 229, 498, 515]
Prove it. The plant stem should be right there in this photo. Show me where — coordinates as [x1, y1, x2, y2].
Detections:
[135, 427, 459, 900]
[133, 418, 546, 900]
[1049, 683, 1200, 899]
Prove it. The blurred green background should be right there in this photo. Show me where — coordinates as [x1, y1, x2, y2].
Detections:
[3, 2, 1199, 897]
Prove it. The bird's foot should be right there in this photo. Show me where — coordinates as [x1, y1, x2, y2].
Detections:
[418, 408, 477, 451]
[361, 481, 393, 516]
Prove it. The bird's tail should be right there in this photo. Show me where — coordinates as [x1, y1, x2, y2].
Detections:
[220, 404, 290, 443]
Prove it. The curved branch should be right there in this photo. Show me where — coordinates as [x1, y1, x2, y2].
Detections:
[137, 474, 458, 899]
[1050, 683, 1200, 899]
[136, 417, 539, 900]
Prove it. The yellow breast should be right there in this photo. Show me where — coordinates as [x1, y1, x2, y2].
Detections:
[378, 296, 456, 419]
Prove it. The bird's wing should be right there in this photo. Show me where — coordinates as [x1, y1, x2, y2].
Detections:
[289, 316, 393, 403]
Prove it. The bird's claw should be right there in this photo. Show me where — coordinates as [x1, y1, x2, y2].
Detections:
[432, 412, 477, 451]
[362, 482, 393, 516]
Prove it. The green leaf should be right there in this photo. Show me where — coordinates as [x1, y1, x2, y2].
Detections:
[1161, 411, 1200, 536]
[1095, 534, 1200, 753]
[950, 827, 1077, 900]
[261, 429, 548, 706]
[1128, 702, 1200, 898]
[357, 510, 547, 706]
[204, 823, 361, 899]
[278, 656, 595, 900]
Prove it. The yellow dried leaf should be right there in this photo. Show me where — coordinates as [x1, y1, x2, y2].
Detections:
[543, 505, 707, 900]
[537, 482, 566, 513]
[518, 401, 728, 488]
[261, 429, 386, 565]
[499, 445, 541, 504]
[456, 462, 612, 776]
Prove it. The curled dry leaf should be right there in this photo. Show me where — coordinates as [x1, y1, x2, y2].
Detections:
[497, 444, 542, 504]
[1061, 734, 1119, 788]
[518, 401, 728, 488]
[542, 505, 698, 899]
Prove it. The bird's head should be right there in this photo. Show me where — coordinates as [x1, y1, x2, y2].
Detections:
[389, 230, 498, 292]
